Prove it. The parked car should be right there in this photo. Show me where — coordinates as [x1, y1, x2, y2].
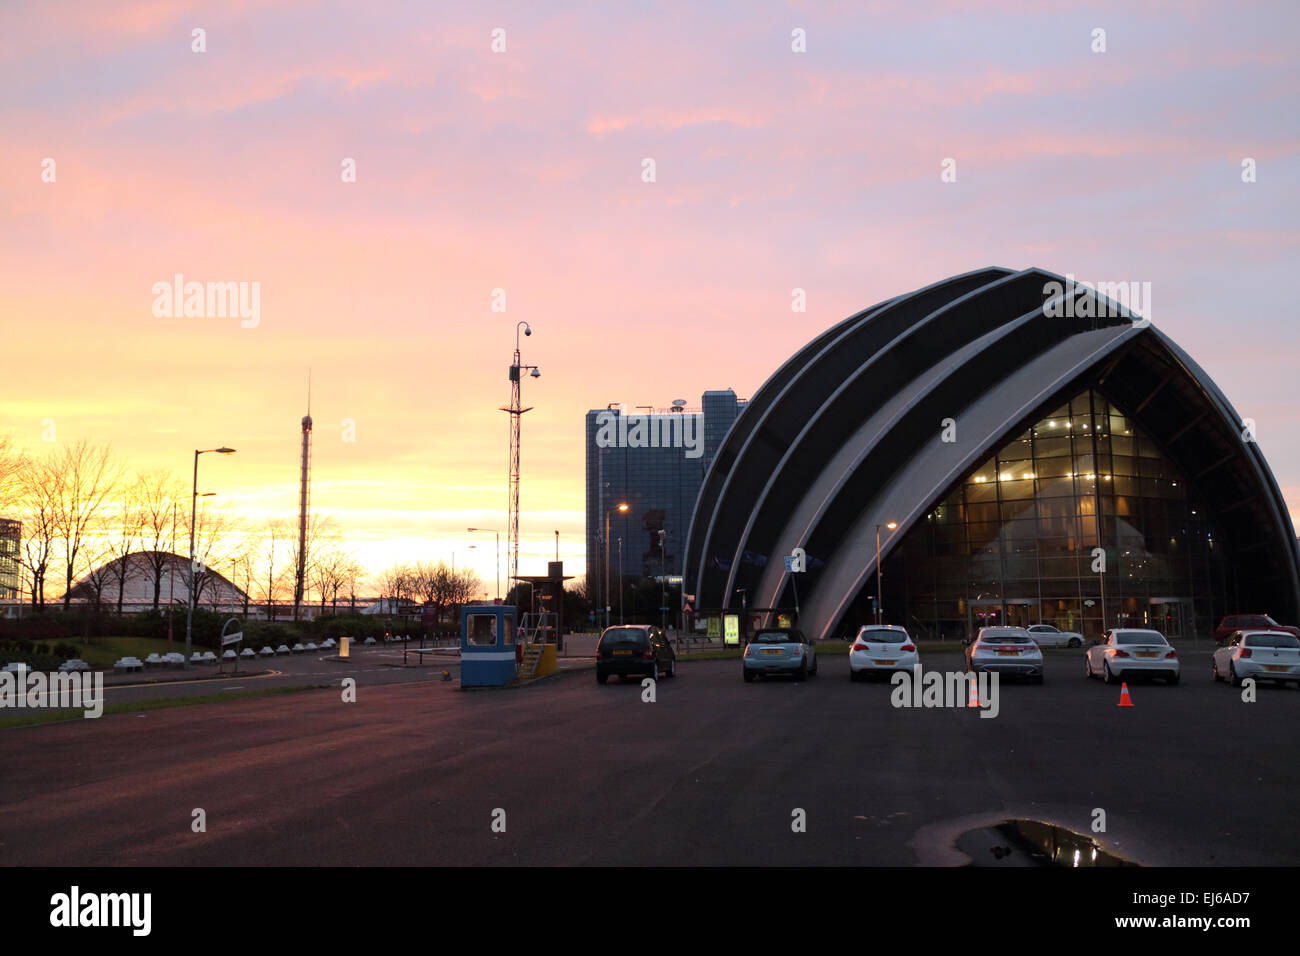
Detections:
[1085, 628, 1179, 684]
[57, 659, 91, 672]
[965, 627, 1044, 682]
[1026, 623, 1085, 648]
[596, 625, 676, 684]
[849, 625, 918, 681]
[1213, 630, 1300, 687]
[1213, 614, 1300, 646]
[743, 628, 817, 681]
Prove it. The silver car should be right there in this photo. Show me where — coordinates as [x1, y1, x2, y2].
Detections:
[965, 627, 1044, 682]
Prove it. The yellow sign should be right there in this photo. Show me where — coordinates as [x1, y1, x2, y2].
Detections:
[707, 617, 720, 639]
[724, 614, 740, 646]
[777, 613, 792, 629]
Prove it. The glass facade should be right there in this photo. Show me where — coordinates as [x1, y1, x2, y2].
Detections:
[585, 392, 743, 596]
[877, 389, 1229, 642]
[0, 519, 19, 601]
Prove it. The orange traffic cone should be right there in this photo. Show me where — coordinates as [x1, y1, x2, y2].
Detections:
[1118, 682, 1134, 707]
[968, 676, 980, 708]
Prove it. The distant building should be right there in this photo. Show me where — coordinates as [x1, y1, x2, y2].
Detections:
[0, 518, 20, 602]
[585, 391, 745, 605]
[64, 551, 249, 613]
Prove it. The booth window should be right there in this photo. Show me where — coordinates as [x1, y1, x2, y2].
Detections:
[503, 615, 515, 644]
[467, 615, 498, 645]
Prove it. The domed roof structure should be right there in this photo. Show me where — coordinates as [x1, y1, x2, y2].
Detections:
[685, 267, 1300, 642]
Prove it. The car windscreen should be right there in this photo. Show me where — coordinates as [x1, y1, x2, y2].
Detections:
[859, 629, 907, 643]
[1117, 632, 1167, 645]
[753, 630, 803, 644]
[600, 627, 649, 646]
[1245, 633, 1300, 648]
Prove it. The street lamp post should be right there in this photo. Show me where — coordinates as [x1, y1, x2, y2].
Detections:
[875, 521, 897, 626]
[658, 529, 666, 633]
[467, 528, 500, 602]
[604, 503, 628, 630]
[187, 447, 236, 670]
[617, 536, 623, 625]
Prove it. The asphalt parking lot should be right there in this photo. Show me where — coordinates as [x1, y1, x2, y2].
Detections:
[2, 646, 1297, 866]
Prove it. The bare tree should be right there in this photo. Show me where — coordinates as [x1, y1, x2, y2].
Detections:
[341, 558, 366, 610]
[17, 452, 59, 608]
[0, 435, 25, 515]
[182, 500, 236, 608]
[258, 519, 290, 620]
[136, 469, 183, 611]
[52, 441, 121, 609]
[379, 561, 415, 610]
[106, 479, 147, 614]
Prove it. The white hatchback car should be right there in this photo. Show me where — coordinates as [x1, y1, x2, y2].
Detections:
[849, 625, 918, 681]
[1213, 630, 1300, 687]
[1026, 623, 1085, 648]
[1085, 628, 1179, 685]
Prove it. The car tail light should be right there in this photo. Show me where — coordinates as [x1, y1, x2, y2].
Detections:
[642, 647, 655, 659]
[1109, 648, 1130, 657]
[899, 644, 916, 652]
[853, 642, 869, 652]
[1165, 650, 1177, 659]
[1238, 648, 1252, 659]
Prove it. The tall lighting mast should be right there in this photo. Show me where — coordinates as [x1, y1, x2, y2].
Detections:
[501, 323, 539, 596]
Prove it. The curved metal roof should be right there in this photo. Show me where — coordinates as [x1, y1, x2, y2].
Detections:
[685, 268, 1300, 640]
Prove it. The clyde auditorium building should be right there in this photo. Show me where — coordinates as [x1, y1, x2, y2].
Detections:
[684, 267, 1300, 644]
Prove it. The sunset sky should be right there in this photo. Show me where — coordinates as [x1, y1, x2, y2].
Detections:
[2, 0, 1297, 592]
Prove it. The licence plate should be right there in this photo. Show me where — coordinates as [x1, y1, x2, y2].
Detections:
[874, 660, 896, 666]
[997, 650, 1019, 656]
[762, 648, 783, 655]
[1136, 652, 1158, 658]
[613, 649, 633, 656]
[1266, 665, 1288, 672]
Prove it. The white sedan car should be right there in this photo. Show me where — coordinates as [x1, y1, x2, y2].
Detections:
[965, 627, 1044, 682]
[1085, 629, 1179, 685]
[849, 625, 918, 681]
[1213, 630, 1300, 687]
[1027, 623, 1085, 648]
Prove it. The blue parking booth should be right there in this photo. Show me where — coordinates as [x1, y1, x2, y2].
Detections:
[459, 605, 518, 687]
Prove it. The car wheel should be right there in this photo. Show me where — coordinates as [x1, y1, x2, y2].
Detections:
[667, 658, 675, 678]
[810, 657, 818, 676]
[743, 669, 755, 683]
[1085, 655, 1093, 679]
[1103, 661, 1115, 684]
[1212, 659, 1221, 682]
[1068, 638, 1081, 648]
[850, 668, 861, 682]
[795, 662, 808, 682]
[1230, 663, 1243, 688]
[596, 670, 608, 684]
[1037, 672, 1046, 685]
[651, 662, 660, 682]
[1167, 673, 1179, 686]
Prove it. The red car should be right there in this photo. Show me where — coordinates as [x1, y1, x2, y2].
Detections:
[1214, 614, 1300, 645]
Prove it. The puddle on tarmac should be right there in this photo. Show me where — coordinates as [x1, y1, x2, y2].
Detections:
[958, 818, 1138, 867]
